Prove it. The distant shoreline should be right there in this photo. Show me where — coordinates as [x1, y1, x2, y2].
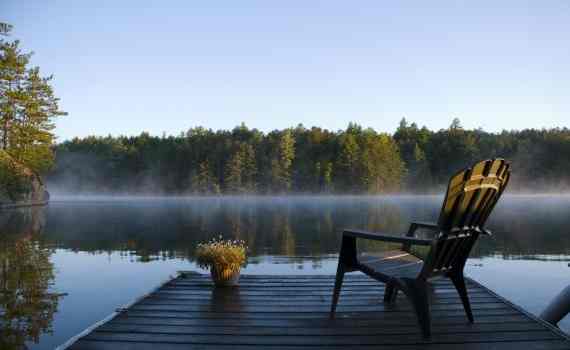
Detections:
[0, 200, 49, 209]
[46, 193, 570, 201]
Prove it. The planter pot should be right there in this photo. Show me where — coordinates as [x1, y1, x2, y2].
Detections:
[210, 266, 240, 287]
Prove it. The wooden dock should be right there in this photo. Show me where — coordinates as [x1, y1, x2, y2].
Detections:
[61, 272, 570, 349]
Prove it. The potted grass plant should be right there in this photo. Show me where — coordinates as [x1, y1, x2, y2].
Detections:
[195, 236, 247, 287]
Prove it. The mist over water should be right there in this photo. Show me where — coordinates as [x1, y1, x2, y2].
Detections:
[2, 194, 570, 349]
[42, 194, 570, 258]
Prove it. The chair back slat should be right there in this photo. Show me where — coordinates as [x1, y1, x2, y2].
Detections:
[421, 159, 510, 278]
[446, 234, 474, 269]
[477, 170, 510, 225]
[433, 236, 461, 272]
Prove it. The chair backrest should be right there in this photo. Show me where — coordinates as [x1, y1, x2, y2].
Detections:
[421, 159, 511, 278]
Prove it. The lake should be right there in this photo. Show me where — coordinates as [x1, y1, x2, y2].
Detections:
[2, 195, 570, 349]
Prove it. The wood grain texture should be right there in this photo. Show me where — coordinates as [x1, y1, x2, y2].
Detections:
[64, 273, 570, 349]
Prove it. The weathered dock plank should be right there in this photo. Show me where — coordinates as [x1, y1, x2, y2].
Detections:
[61, 273, 570, 349]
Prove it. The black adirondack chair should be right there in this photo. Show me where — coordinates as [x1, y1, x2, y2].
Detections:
[330, 159, 511, 337]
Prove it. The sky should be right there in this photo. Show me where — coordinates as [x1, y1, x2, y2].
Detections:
[2, 0, 570, 141]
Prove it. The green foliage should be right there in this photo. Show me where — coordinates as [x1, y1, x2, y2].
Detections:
[0, 33, 66, 174]
[48, 119, 570, 194]
[225, 143, 256, 193]
[322, 162, 333, 192]
[361, 133, 405, 193]
[192, 160, 220, 195]
[336, 133, 361, 192]
[270, 130, 295, 192]
[0, 208, 61, 348]
[49, 123, 409, 194]
[0, 150, 33, 201]
[334, 125, 405, 193]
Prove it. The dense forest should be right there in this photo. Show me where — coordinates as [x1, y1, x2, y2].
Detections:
[47, 118, 570, 194]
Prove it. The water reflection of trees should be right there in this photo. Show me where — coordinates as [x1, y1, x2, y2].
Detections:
[473, 197, 570, 259]
[37, 196, 570, 263]
[0, 207, 62, 350]
[40, 198, 411, 259]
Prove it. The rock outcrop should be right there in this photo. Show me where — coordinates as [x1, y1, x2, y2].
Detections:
[0, 150, 49, 207]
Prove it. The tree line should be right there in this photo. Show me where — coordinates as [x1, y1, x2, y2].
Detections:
[48, 119, 570, 194]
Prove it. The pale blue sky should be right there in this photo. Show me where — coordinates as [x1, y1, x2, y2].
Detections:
[3, 1, 569, 140]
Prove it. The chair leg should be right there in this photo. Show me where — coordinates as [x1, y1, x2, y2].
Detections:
[451, 273, 474, 323]
[384, 282, 398, 303]
[330, 263, 345, 317]
[403, 279, 431, 338]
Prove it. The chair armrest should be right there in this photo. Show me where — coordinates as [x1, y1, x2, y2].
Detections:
[481, 228, 492, 236]
[411, 221, 439, 230]
[448, 226, 493, 236]
[407, 221, 440, 237]
[343, 229, 432, 246]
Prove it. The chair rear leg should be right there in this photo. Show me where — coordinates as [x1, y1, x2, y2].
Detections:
[451, 273, 474, 322]
[403, 279, 431, 338]
[384, 282, 398, 303]
[330, 264, 345, 317]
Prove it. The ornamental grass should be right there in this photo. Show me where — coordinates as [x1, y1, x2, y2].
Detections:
[195, 236, 247, 272]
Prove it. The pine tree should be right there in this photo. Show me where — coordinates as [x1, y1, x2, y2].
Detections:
[193, 160, 219, 194]
[16, 67, 64, 172]
[0, 34, 66, 173]
[336, 133, 361, 192]
[242, 143, 257, 192]
[361, 134, 396, 193]
[315, 161, 322, 191]
[271, 130, 295, 192]
[225, 149, 243, 193]
[0, 40, 29, 152]
[407, 143, 431, 190]
[224, 143, 257, 193]
[323, 161, 333, 192]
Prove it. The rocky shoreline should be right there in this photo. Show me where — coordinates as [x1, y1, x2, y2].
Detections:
[0, 198, 49, 209]
[0, 150, 50, 209]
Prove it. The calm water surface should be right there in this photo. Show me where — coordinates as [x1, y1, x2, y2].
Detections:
[2, 195, 570, 349]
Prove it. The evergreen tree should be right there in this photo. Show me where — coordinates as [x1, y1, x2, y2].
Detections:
[193, 160, 220, 194]
[48, 119, 570, 194]
[0, 33, 66, 173]
[407, 143, 431, 190]
[426, 118, 478, 184]
[224, 143, 257, 193]
[0, 40, 29, 152]
[361, 133, 405, 193]
[225, 150, 243, 193]
[242, 143, 257, 192]
[336, 132, 361, 192]
[323, 161, 333, 192]
[315, 161, 322, 191]
[271, 130, 295, 192]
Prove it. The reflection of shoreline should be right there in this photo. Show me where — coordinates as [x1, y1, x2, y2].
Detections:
[45, 193, 570, 201]
[0, 206, 46, 238]
[0, 200, 48, 209]
[0, 206, 63, 349]
[24, 196, 570, 262]
[477, 253, 570, 262]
